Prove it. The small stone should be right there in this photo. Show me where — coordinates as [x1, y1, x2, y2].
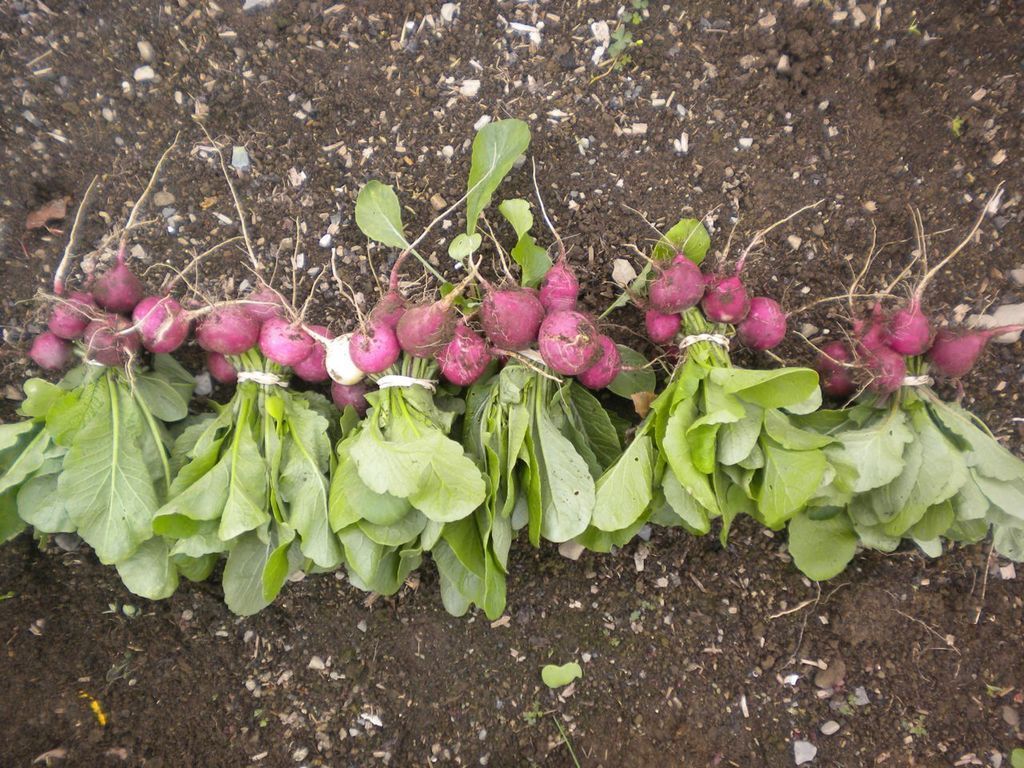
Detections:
[758, 12, 776, 28]
[1002, 705, 1020, 727]
[851, 686, 870, 706]
[152, 191, 175, 207]
[230, 146, 250, 172]
[441, 145, 455, 159]
[991, 149, 1007, 166]
[440, 3, 458, 23]
[793, 740, 817, 765]
[430, 193, 447, 211]
[558, 541, 585, 561]
[137, 41, 155, 63]
[54, 533, 82, 552]
[459, 79, 481, 98]
[357, 619, 367, 633]
[814, 659, 846, 690]
[787, 235, 802, 251]
[193, 372, 213, 397]
[776, 54, 792, 75]
[1000, 563, 1017, 580]
[308, 656, 326, 670]
[292, 747, 309, 762]
[242, 0, 276, 10]
[319, 233, 332, 249]
[820, 720, 840, 736]
[738, 137, 753, 149]
[133, 65, 155, 82]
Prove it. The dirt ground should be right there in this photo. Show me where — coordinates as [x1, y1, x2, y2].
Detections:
[1, 0, 1022, 766]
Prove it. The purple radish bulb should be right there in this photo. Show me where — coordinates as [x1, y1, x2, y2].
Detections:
[259, 317, 315, 367]
[206, 352, 238, 384]
[816, 341, 856, 399]
[396, 300, 457, 359]
[645, 309, 681, 345]
[349, 320, 401, 374]
[539, 261, 580, 313]
[576, 335, 622, 390]
[648, 257, 704, 315]
[736, 297, 787, 351]
[132, 296, 190, 354]
[48, 292, 96, 340]
[438, 321, 492, 386]
[369, 291, 407, 330]
[85, 315, 142, 367]
[538, 310, 602, 375]
[91, 255, 144, 313]
[927, 325, 1024, 378]
[886, 299, 932, 356]
[291, 325, 330, 383]
[481, 286, 545, 351]
[244, 287, 286, 322]
[30, 332, 73, 370]
[196, 305, 260, 355]
[331, 381, 369, 417]
[701, 275, 750, 324]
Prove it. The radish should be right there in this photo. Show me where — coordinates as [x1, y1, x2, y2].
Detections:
[644, 309, 681, 345]
[816, 341, 856, 399]
[91, 254, 144, 313]
[331, 380, 369, 416]
[576, 335, 621, 390]
[538, 310, 602, 375]
[369, 290, 407, 330]
[206, 352, 238, 384]
[48, 292, 96, 340]
[196, 305, 260, 355]
[885, 299, 932, 356]
[438, 321, 491, 386]
[259, 316, 314, 367]
[291, 325, 330, 383]
[927, 325, 1024, 378]
[736, 297, 787, 351]
[325, 333, 366, 386]
[132, 296, 190, 354]
[481, 286, 545, 351]
[349, 320, 401, 374]
[85, 315, 142, 367]
[244, 287, 286, 322]
[701, 275, 750, 324]
[29, 332, 73, 371]
[863, 344, 906, 395]
[396, 300, 458, 359]
[648, 257, 704, 315]
[539, 261, 580, 313]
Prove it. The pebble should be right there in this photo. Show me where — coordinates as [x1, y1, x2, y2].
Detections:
[969, 304, 1024, 344]
[137, 41, 155, 63]
[133, 65, 155, 82]
[440, 3, 458, 23]
[820, 720, 840, 736]
[777, 54, 792, 75]
[1002, 705, 1019, 727]
[319, 233, 332, 248]
[459, 79, 481, 98]
[153, 191, 175, 207]
[308, 656, 326, 670]
[851, 686, 870, 706]
[193, 372, 213, 397]
[292, 747, 309, 762]
[230, 146, 251, 172]
[430, 193, 447, 211]
[242, 0, 276, 10]
[787, 235, 802, 251]
[441, 145, 455, 159]
[738, 137, 753, 149]
[793, 740, 817, 765]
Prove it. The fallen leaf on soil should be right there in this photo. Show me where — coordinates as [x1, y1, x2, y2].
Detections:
[541, 662, 582, 689]
[631, 391, 657, 418]
[25, 197, 68, 230]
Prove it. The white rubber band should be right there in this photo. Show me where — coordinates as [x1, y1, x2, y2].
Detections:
[901, 375, 933, 387]
[376, 374, 437, 392]
[237, 370, 289, 388]
[679, 333, 731, 350]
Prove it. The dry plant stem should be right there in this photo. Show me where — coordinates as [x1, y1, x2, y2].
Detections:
[331, 250, 367, 327]
[54, 174, 99, 295]
[481, 215, 514, 282]
[735, 199, 824, 274]
[118, 133, 181, 260]
[849, 223, 879, 313]
[290, 217, 301, 311]
[973, 543, 994, 625]
[532, 158, 566, 261]
[506, 350, 563, 383]
[196, 122, 260, 273]
[297, 265, 326, 325]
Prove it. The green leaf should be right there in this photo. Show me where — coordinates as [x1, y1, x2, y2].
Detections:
[466, 119, 531, 235]
[406, 431, 487, 523]
[281, 399, 342, 569]
[355, 181, 409, 249]
[359, 510, 426, 547]
[758, 440, 827, 528]
[511, 234, 552, 287]
[134, 358, 194, 422]
[592, 435, 653, 531]
[659, 469, 710, 534]
[0, 421, 37, 453]
[17, 473, 72, 533]
[0, 487, 25, 543]
[218, 422, 271, 541]
[567, 384, 621, 469]
[994, 525, 1024, 561]
[533, 407, 595, 542]
[499, 198, 533, 237]
[710, 367, 820, 410]
[541, 662, 582, 689]
[18, 378, 64, 418]
[115, 537, 179, 600]
[222, 525, 296, 615]
[909, 501, 955, 542]
[1011, 748, 1024, 768]
[329, 437, 411, 529]
[448, 232, 482, 262]
[788, 510, 858, 581]
[0, 428, 50, 495]
[827, 410, 913, 494]
[662, 401, 718, 515]
[607, 346, 656, 399]
[652, 218, 711, 263]
[717, 405, 763, 466]
[59, 378, 158, 563]
[763, 409, 833, 450]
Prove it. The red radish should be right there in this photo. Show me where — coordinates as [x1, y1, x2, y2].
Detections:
[259, 317, 315, 367]
[206, 352, 238, 384]
[645, 309, 681, 345]
[863, 345, 906, 394]
[396, 301, 457, 359]
[816, 341, 856, 399]
[196, 305, 260, 355]
[84, 315, 142, 366]
[30, 332, 73, 370]
[701, 275, 750, 324]
[331, 381, 369, 416]
[736, 297, 787, 351]
[349, 320, 401, 374]
[648, 257, 704, 315]
[244, 287, 286, 322]
[927, 325, 1024, 378]
[438, 321, 491, 386]
[539, 261, 580, 313]
[538, 310, 602, 375]
[91, 254, 144, 313]
[576, 335, 621, 390]
[291, 325, 330, 383]
[481, 286, 545, 350]
[369, 291, 407, 330]
[48, 292, 96, 340]
[886, 299, 932, 356]
[853, 303, 889, 353]
[132, 296, 190, 354]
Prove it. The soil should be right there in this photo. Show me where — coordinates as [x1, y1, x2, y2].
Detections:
[1, 1, 1022, 766]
